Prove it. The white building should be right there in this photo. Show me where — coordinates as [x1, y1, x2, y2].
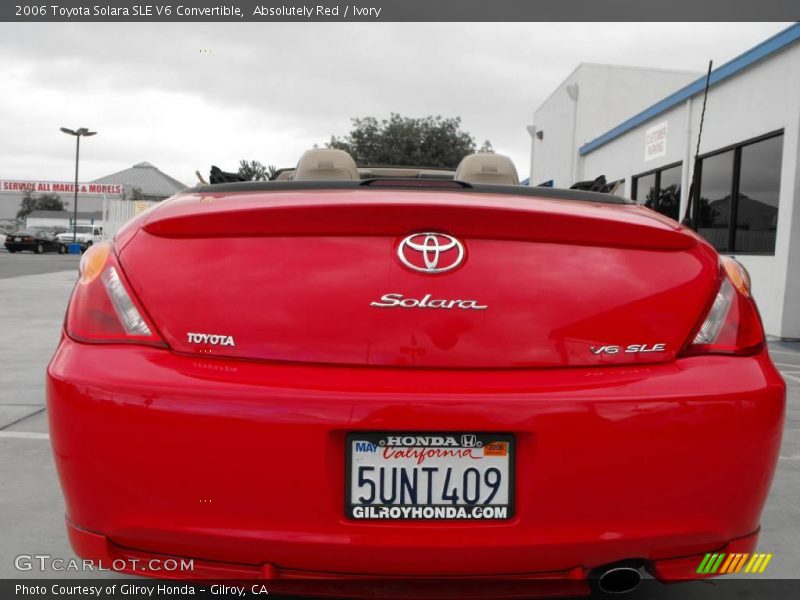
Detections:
[25, 210, 103, 231]
[528, 64, 699, 189]
[0, 162, 186, 221]
[528, 23, 800, 340]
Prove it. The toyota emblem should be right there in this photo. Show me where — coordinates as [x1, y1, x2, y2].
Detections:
[397, 233, 465, 274]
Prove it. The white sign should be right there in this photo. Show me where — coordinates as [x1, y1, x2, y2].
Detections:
[644, 121, 668, 162]
[0, 180, 124, 196]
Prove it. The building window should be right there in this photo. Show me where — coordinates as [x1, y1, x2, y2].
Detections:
[695, 131, 783, 254]
[696, 151, 734, 251]
[632, 163, 681, 221]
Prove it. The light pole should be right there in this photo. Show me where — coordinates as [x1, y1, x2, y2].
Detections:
[60, 127, 97, 242]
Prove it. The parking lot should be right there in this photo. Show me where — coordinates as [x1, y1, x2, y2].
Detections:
[0, 250, 798, 596]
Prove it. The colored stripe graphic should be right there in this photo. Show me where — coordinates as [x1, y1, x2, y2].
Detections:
[732, 553, 750, 573]
[696, 554, 713, 574]
[719, 554, 736, 573]
[711, 553, 726, 573]
[758, 554, 773, 573]
[746, 554, 762, 573]
[699, 553, 772, 574]
[698, 553, 727, 574]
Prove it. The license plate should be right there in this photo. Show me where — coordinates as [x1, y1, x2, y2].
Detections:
[346, 432, 514, 520]
[14, 237, 21, 242]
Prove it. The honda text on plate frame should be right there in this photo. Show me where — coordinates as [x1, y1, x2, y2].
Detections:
[47, 151, 785, 593]
[347, 432, 514, 520]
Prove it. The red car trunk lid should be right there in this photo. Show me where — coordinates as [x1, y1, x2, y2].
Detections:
[118, 189, 718, 368]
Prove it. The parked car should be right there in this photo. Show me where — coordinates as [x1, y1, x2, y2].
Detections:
[4, 228, 67, 254]
[55, 224, 104, 249]
[0, 226, 13, 247]
[47, 149, 785, 596]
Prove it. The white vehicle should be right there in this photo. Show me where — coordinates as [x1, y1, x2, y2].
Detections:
[56, 225, 104, 247]
[0, 226, 19, 246]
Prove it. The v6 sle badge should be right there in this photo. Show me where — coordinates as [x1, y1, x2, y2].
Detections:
[591, 343, 666, 355]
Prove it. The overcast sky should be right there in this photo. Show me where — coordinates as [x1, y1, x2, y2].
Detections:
[0, 22, 792, 185]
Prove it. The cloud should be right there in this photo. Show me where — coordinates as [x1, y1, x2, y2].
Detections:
[0, 22, 792, 183]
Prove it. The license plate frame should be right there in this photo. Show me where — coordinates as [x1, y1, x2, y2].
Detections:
[345, 431, 515, 521]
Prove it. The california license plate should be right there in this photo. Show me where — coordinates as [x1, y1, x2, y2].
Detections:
[346, 432, 514, 520]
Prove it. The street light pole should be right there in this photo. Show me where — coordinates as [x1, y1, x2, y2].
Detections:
[72, 134, 80, 242]
[60, 127, 97, 242]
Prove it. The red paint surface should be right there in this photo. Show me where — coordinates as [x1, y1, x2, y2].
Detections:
[48, 187, 786, 588]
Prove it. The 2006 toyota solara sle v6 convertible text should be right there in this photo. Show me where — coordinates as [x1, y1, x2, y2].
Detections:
[47, 150, 785, 597]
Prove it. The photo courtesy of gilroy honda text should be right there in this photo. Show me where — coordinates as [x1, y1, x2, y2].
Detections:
[1, 2, 798, 599]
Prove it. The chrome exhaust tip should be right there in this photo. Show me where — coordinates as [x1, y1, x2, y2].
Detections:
[596, 566, 643, 595]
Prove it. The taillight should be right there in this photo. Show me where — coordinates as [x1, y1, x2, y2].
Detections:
[682, 257, 764, 356]
[65, 241, 165, 346]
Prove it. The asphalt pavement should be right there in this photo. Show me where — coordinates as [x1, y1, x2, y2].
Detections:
[0, 252, 798, 597]
[0, 249, 80, 279]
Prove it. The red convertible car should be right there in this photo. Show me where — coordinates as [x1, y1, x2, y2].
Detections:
[47, 150, 785, 596]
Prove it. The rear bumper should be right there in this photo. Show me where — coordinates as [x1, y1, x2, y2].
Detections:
[64, 521, 760, 598]
[5, 242, 35, 251]
[47, 338, 785, 580]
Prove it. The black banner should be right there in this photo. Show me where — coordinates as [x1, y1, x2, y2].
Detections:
[5, 578, 800, 599]
[3, 0, 800, 22]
